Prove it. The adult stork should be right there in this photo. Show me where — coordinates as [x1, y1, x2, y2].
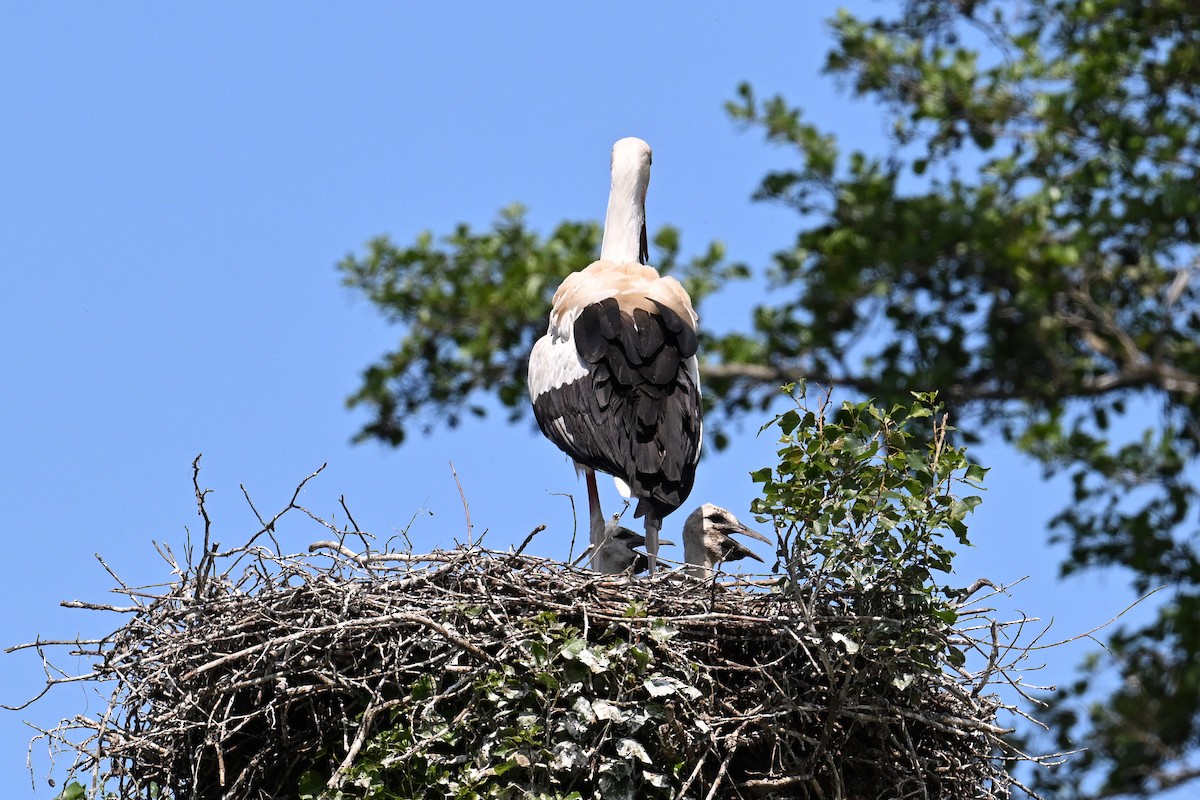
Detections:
[528, 137, 702, 575]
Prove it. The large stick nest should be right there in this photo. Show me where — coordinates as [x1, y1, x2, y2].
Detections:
[14, 472, 1046, 800]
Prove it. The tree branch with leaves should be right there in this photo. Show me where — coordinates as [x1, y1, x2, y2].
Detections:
[341, 1, 1200, 796]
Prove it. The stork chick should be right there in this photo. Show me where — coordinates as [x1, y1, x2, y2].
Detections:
[682, 504, 771, 579]
[585, 516, 677, 574]
[590, 525, 649, 574]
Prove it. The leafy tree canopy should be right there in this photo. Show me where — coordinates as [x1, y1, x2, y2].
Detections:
[340, 1, 1200, 796]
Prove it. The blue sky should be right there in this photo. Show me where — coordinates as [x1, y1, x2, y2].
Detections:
[1, 3, 1162, 794]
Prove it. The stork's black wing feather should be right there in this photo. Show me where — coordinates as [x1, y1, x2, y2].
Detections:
[530, 296, 701, 520]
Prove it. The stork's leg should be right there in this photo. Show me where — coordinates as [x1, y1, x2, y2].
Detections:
[584, 468, 606, 569]
[645, 513, 661, 576]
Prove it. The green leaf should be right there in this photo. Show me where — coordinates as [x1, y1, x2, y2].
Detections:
[617, 738, 653, 764]
[56, 784, 87, 800]
[649, 620, 678, 643]
[560, 638, 586, 658]
[964, 464, 988, 485]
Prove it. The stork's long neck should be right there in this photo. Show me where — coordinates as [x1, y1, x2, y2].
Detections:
[683, 538, 713, 579]
[599, 163, 649, 265]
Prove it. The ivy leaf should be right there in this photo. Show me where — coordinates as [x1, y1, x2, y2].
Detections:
[830, 632, 860, 655]
[617, 738, 653, 764]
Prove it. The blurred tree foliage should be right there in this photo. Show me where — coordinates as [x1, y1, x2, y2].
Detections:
[340, 1, 1200, 796]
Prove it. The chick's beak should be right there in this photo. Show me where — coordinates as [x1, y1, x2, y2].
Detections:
[717, 520, 771, 562]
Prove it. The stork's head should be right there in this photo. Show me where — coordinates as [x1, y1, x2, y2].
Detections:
[601, 137, 653, 265]
[592, 518, 675, 575]
[611, 136, 652, 184]
[590, 524, 646, 574]
[682, 503, 772, 579]
[610, 137, 652, 212]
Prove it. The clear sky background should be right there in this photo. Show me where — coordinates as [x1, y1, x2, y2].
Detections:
[1, 3, 1163, 795]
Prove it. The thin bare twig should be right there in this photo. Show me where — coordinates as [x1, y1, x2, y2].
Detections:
[448, 461, 472, 547]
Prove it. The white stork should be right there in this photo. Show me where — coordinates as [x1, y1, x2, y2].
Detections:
[528, 137, 703, 575]
[681, 504, 771, 579]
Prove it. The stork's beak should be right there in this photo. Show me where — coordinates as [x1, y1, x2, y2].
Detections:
[736, 523, 770, 543]
[738, 545, 766, 564]
[715, 520, 771, 563]
[622, 533, 676, 550]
